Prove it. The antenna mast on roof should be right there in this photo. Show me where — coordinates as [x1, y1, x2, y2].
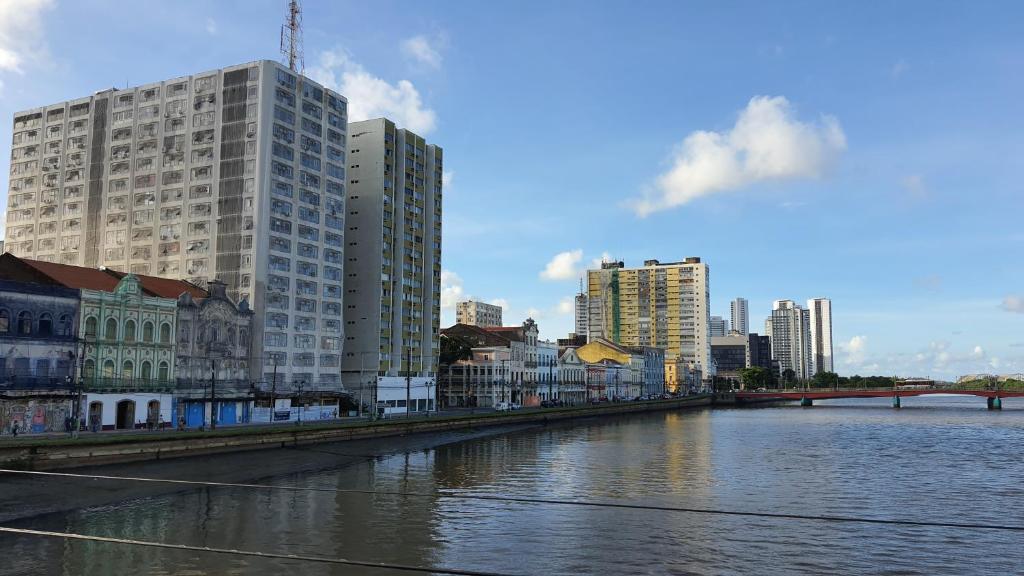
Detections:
[280, 0, 304, 73]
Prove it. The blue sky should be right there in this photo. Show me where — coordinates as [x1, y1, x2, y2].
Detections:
[1, 0, 1022, 378]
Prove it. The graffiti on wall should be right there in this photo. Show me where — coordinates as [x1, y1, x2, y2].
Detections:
[1, 398, 72, 435]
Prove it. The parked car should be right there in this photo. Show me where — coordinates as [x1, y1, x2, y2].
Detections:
[510, 403, 522, 410]
[495, 402, 511, 411]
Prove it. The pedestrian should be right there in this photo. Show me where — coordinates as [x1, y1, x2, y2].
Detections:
[177, 416, 185, 432]
[11, 421, 18, 437]
[159, 415, 165, 430]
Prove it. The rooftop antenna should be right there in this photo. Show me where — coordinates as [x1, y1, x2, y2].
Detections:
[280, 0, 304, 73]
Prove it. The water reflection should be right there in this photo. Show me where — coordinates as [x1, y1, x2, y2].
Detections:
[4, 397, 1023, 575]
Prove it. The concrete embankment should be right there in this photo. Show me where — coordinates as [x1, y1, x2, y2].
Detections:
[0, 395, 712, 470]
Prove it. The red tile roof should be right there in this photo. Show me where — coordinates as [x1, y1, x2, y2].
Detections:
[1, 255, 207, 299]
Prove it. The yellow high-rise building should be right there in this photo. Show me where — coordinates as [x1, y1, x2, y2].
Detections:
[587, 258, 710, 379]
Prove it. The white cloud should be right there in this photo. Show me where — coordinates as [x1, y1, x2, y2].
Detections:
[556, 297, 574, 315]
[205, 18, 218, 35]
[0, 0, 54, 73]
[401, 34, 444, 69]
[488, 298, 509, 310]
[526, 307, 542, 319]
[890, 58, 909, 79]
[840, 335, 867, 365]
[629, 96, 846, 216]
[442, 170, 454, 188]
[970, 345, 985, 359]
[1002, 295, 1024, 313]
[440, 269, 464, 309]
[309, 49, 437, 134]
[902, 174, 926, 198]
[590, 251, 613, 269]
[540, 249, 583, 281]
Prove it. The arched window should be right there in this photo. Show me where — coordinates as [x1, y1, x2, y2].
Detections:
[105, 317, 118, 340]
[157, 361, 169, 381]
[84, 316, 98, 339]
[0, 310, 9, 334]
[18, 311, 32, 335]
[239, 328, 248, 348]
[38, 313, 53, 336]
[159, 323, 171, 344]
[141, 361, 152, 380]
[124, 319, 137, 343]
[59, 314, 72, 336]
[102, 360, 115, 378]
[84, 359, 96, 377]
[122, 360, 134, 379]
[143, 321, 154, 343]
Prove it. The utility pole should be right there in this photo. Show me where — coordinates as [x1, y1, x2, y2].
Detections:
[270, 356, 278, 422]
[209, 358, 217, 430]
[548, 357, 553, 402]
[405, 346, 412, 418]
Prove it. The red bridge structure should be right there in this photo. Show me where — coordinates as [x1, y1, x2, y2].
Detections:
[734, 387, 1024, 409]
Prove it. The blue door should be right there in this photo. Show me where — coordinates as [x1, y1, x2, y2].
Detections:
[186, 402, 205, 427]
[218, 402, 237, 425]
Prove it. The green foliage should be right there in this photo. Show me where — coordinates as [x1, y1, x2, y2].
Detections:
[740, 366, 773, 390]
[440, 334, 473, 365]
[811, 371, 840, 389]
[836, 375, 897, 389]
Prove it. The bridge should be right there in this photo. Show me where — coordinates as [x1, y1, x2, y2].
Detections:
[734, 387, 1024, 409]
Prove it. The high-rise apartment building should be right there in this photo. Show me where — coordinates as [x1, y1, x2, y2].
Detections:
[767, 300, 811, 380]
[731, 297, 749, 335]
[587, 258, 711, 378]
[807, 297, 833, 375]
[456, 300, 502, 327]
[4, 60, 349, 388]
[710, 315, 728, 337]
[574, 291, 589, 338]
[340, 118, 442, 413]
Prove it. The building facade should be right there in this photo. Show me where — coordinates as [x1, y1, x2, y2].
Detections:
[574, 291, 588, 339]
[174, 279, 254, 395]
[768, 300, 811, 381]
[731, 297, 749, 335]
[4, 60, 349, 390]
[709, 315, 728, 337]
[587, 258, 711, 379]
[711, 334, 750, 383]
[340, 118, 442, 414]
[455, 300, 502, 327]
[807, 297, 833, 375]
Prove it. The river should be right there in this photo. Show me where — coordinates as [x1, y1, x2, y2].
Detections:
[2, 395, 1023, 575]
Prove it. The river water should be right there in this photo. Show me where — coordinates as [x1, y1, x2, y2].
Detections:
[3, 396, 1024, 575]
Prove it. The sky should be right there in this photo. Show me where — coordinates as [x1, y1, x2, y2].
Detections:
[1, 0, 1022, 379]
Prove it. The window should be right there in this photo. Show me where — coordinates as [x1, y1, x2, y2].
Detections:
[270, 236, 291, 253]
[105, 317, 118, 340]
[327, 129, 344, 146]
[277, 69, 296, 89]
[271, 199, 292, 217]
[302, 84, 324, 102]
[297, 243, 318, 259]
[37, 313, 53, 336]
[296, 279, 317, 295]
[273, 123, 295, 144]
[158, 361, 169, 381]
[266, 312, 289, 329]
[84, 316, 97, 338]
[299, 171, 320, 188]
[160, 323, 171, 343]
[301, 153, 321, 172]
[275, 87, 296, 107]
[299, 207, 319, 223]
[325, 232, 343, 247]
[270, 255, 291, 272]
[298, 225, 319, 241]
[143, 321, 154, 342]
[272, 141, 294, 161]
[301, 117, 322, 136]
[274, 105, 295, 125]
[272, 161, 293, 179]
[297, 261, 317, 277]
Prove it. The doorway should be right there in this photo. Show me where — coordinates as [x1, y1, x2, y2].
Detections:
[115, 400, 135, 429]
[88, 401, 103, 431]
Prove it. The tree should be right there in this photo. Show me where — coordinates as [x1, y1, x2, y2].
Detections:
[440, 334, 472, 365]
[812, 371, 840, 389]
[740, 366, 771, 390]
[781, 369, 797, 387]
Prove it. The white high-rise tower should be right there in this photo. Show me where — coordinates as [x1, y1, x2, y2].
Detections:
[731, 297, 749, 335]
[807, 298, 833, 375]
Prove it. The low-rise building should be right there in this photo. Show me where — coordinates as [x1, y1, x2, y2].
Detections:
[557, 347, 586, 405]
[629, 346, 666, 397]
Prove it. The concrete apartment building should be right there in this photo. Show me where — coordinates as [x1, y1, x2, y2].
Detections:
[574, 291, 589, 339]
[340, 118, 442, 415]
[709, 315, 728, 337]
[731, 297, 749, 335]
[455, 300, 502, 328]
[4, 60, 349, 390]
[807, 297, 834, 375]
[587, 258, 711, 379]
[766, 300, 811, 381]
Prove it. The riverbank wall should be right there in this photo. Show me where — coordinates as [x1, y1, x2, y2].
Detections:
[0, 395, 713, 470]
